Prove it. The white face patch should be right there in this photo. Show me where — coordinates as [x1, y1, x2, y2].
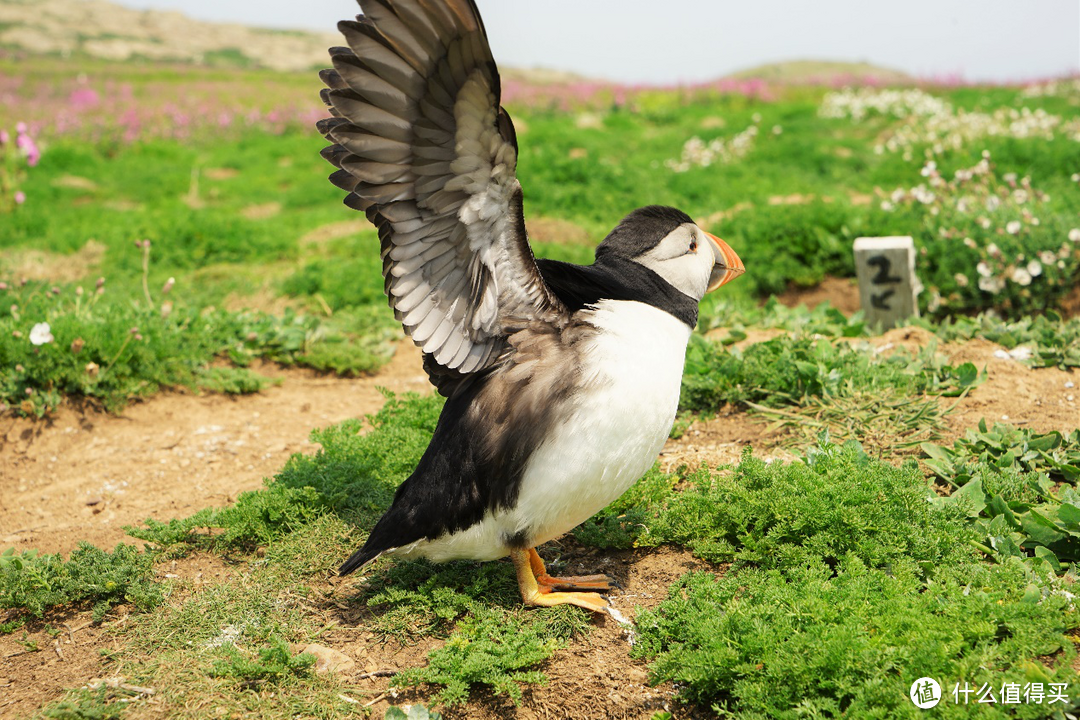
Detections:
[633, 223, 716, 301]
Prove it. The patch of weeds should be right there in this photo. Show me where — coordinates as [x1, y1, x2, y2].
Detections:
[260, 513, 358, 577]
[123, 508, 219, 555]
[681, 335, 981, 447]
[682, 334, 979, 411]
[393, 604, 589, 707]
[224, 306, 399, 377]
[643, 442, 976, 569]
[635, 558, 1079, 718]
[358, 560, 519, 640]
[923, 419, 1080, 487]
[698, 296, 870, 339]
[0, 616, 26, 633]
[0, 279, 397, 417]
[127, 571, 290, 655]
[718, 199, 864, 298]
[98, 565, 365, 719]
[209, 634, 315, 685]
[0, 543, 164, 620]
[920, 310, 1080, 369]
[40, 686, 128, 720]
[935, 468, 1080, 575]
[18, 631, 39, 652]
[281, 249, 387, 312]
[192, 366, 276, 394]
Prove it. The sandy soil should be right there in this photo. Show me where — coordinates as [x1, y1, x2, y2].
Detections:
[0, 341, 430, 555]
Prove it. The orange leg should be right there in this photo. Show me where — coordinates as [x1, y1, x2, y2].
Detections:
[527, 548, 615, 592]
[510, 548, 610, 613]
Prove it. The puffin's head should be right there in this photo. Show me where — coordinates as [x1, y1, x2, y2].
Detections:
[595, 206, 744, 302]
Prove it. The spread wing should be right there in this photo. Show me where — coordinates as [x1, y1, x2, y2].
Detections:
[317, 0, 565, 382]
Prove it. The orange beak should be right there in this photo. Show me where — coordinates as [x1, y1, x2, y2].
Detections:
[705, 232, 745, 292]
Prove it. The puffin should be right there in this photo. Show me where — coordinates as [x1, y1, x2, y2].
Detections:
[317, 0, 744, 614]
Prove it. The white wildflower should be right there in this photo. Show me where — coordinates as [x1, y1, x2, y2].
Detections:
[987, 243, 1001, 257]
[1011, 267, 1032, 286]
[979, 275, 1005, 293]
[955, 273, 969, 287]
[1027, 260, 1043, 277]
[29, 322, 53, 346]
[977, 261, 993, 277]
[1040, 250, 1057, 264]
[1006, 220, 1022, 234]
[1069, 228, 1080, 242]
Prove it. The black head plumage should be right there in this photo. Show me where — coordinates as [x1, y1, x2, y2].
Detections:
[594, 205, 694, 261]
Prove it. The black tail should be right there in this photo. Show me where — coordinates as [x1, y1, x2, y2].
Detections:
[339, 545, 379, 576]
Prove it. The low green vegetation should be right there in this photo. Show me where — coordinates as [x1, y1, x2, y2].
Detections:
[922, 311, 1080, 369]
[681, 333, 981, 447]
[924, 420, 1080, 486]
[209, 635, 316, 684]
[0, 277, 397, 415]
[0, 543, 163, 620]
[394, 604, 588, 706]
[635, 559, 1075, 719]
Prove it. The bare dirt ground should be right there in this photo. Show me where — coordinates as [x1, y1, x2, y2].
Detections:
[1, 305, 1078, 718]
[0, 341, 431, 556]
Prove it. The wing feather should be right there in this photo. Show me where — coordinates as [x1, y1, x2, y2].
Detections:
[319, 0, 566, 389]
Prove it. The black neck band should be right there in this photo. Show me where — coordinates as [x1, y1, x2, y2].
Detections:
[535, 257, 699, 328]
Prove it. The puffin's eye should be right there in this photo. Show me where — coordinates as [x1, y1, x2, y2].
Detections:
[689, 240, 698, 253]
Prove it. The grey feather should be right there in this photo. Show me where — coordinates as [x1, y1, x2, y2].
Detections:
[318, 0, 566, 383]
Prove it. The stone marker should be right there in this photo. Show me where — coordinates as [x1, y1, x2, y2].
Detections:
[853, 236, 919, 329]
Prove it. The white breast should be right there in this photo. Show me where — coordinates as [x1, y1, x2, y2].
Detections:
[404, 299, 691, 562]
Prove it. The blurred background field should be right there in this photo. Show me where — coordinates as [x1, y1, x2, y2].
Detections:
[2, 1, 1080, 718]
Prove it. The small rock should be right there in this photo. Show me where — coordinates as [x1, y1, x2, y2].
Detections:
[298, 644, 355, 675]
[85, 497, 103, 506]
